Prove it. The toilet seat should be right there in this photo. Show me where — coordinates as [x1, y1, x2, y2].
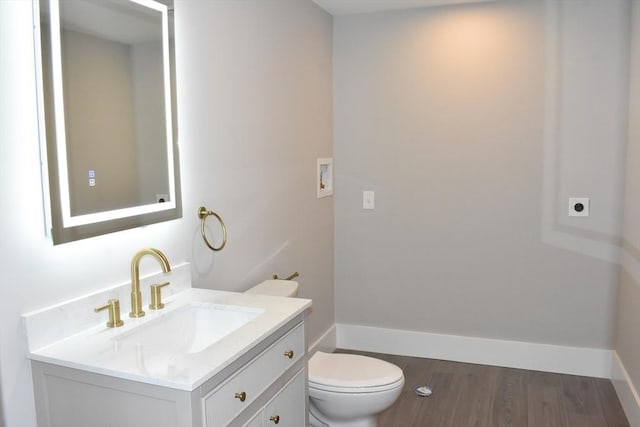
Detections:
[309, 376, 405, 394]
[308, 352, 404, 393]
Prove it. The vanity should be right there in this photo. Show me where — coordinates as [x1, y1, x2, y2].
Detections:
[23, 264, 311, 427]
[29, 0, 312, 423]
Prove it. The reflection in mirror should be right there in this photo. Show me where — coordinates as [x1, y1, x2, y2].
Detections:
[35, 0, 181, 244]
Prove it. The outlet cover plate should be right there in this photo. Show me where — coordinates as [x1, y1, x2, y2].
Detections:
[568, 197, 589, 217]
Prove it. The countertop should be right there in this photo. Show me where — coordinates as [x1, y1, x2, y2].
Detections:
[27, 288, 311, 391]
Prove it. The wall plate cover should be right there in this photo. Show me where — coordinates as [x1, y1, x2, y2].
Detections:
[363, 191, 375, 210]
[568, 197, 589, 217]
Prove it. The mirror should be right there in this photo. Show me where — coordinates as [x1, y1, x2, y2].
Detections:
[34, 0, 181, 244]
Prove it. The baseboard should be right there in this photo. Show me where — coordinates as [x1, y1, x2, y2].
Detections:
[308, 324, 336, 355]
[612, 352, 640, 426]
[336, 324, 613, 378]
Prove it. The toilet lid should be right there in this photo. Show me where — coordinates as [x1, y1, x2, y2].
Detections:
[308, 352, 404, 391]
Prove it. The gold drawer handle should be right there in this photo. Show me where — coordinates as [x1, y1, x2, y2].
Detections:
[284, 350, 294, 359]
[234, 392, 246, 402]
[270, 415, 280, 424]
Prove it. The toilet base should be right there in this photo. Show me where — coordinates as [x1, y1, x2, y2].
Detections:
[309, 409, 329, 427]
[309, 401, 377, 427]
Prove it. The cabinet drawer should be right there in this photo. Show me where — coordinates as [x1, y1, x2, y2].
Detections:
[204, 322, 304, 426]
[242, 411, 263, 427]
[264, 369, 306, 427]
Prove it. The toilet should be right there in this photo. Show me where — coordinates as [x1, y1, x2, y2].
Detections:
[245, 280, 405, 427]
[307, 351, 404, 427]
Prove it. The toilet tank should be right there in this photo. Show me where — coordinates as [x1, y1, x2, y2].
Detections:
[245, 280, 299, 297]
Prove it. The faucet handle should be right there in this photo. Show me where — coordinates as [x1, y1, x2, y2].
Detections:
[272, 272, 299, 281]
[95, 299, 124, 328]
[149, 282, 171, 310]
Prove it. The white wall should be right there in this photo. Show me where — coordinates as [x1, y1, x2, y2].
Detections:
[334, 0, 627, 349]
[617, 0, 640, 421]
[0, 1, 333, 426]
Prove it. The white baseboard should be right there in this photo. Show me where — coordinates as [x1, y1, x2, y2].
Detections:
[308, 324, 336, 355]
[336, 324, 613, 378]
[612, 352, 640, 427]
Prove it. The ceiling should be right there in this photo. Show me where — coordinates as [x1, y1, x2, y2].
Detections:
[311, 0, 496, 15]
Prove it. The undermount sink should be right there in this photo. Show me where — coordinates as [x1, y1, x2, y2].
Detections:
[116, 302, 264, 354]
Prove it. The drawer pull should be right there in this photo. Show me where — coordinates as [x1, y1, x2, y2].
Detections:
[284, 350, 294, 359]
[234, 391, 246, 402]
[269, 415, 280, 424]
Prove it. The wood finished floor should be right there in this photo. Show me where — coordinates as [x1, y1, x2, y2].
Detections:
[336, 350, 629, 427]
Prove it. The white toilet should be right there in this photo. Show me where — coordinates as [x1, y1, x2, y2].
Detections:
[245, 280, 405, 427]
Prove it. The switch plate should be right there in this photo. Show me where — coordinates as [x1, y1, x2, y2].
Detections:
[568, 197, 589, 217]
[363, 191, 375, 210]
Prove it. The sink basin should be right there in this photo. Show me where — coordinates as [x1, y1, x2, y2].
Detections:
[116, 302, 264, 354]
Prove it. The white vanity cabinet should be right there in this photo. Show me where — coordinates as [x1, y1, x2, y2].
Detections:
[242, 369, 306, 427]
[244, 412, 264, 427]
[30, 315, 307, 427]
[203, 321, 306, 426]
[261, 369, 307, 426]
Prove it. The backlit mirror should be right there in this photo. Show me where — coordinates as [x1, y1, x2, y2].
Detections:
[35, 0, 181, 244]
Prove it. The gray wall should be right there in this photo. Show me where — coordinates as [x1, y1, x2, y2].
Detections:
[333, 0, 627, 348]
[0, 1, 333, 426]
[618, 0, 640, 399]
[175, 0, 334, 344]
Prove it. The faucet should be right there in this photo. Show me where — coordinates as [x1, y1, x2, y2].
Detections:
[130, 248, 171, 318]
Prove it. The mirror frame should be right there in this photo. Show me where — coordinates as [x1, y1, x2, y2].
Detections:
[33, 0, 181, 244]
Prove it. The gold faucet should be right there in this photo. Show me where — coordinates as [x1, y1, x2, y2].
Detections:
[130, 248, 171, 318]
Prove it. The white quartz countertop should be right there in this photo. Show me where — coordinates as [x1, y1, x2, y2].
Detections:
[27, 288, 311, 391]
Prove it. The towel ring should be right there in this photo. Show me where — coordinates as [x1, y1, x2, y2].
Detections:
[198, 206, 228, 251]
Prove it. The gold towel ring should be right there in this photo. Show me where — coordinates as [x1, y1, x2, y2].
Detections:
[198, 206, 228, 251]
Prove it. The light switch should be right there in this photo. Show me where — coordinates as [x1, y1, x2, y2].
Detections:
[363, 191, 375, 210]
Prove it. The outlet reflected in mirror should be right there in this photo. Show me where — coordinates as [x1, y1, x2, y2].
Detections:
[35, 0, 181, 244]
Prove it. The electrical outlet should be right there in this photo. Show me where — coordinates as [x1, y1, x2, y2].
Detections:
[568, 197, 589, 217]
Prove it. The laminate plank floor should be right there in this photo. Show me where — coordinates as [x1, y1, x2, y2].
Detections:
[336, 350, 629, 427]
